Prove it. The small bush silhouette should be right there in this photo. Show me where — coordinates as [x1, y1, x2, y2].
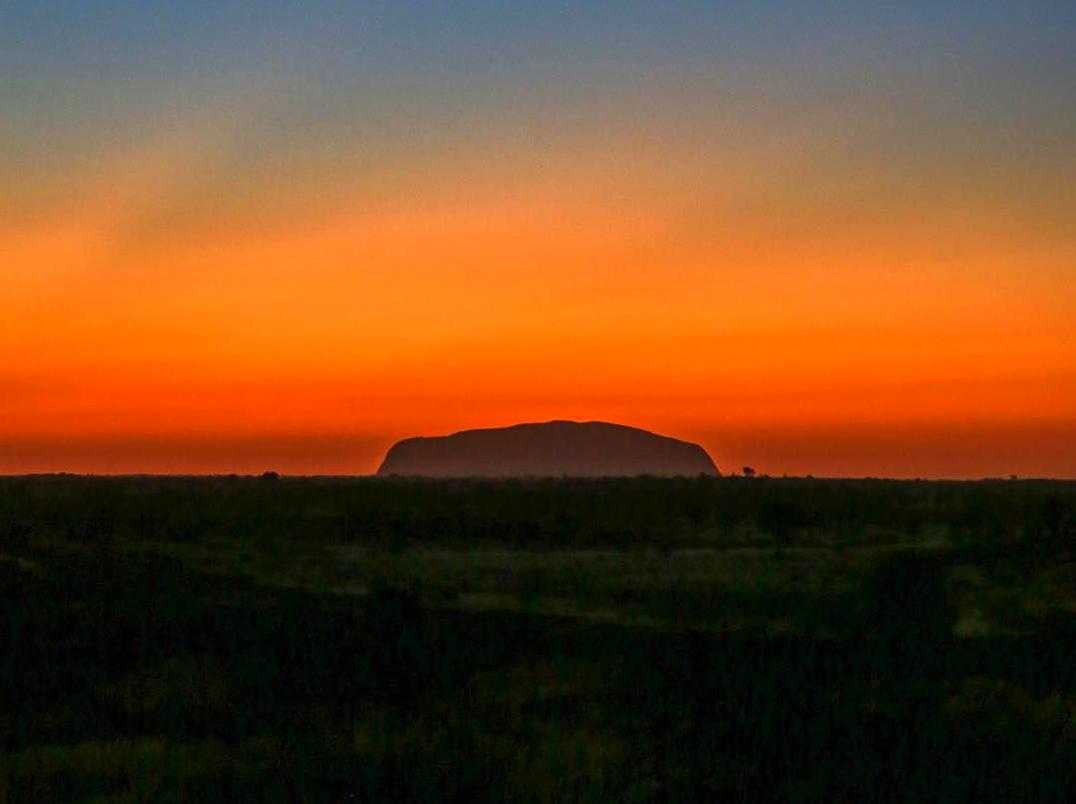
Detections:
[758, 498, 810, 548]
[860, 551, 955, 647]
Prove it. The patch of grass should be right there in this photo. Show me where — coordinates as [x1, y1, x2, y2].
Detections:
[3, 476, 1076, 800]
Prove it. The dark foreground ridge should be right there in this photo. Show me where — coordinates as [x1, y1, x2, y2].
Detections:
[377, 420, 719, 477]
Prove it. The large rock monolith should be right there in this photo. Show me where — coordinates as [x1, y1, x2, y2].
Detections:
[376, 420, 719, 478]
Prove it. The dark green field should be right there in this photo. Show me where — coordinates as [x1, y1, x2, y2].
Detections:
[2, 476, 1075, 802]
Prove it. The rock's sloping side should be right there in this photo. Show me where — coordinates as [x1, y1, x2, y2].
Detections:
[376, 420, 718, 477]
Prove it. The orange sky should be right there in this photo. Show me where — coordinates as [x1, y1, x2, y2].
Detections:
[2, 3, 1074, 477]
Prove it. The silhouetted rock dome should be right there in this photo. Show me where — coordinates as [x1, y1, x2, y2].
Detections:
[377, 421, 719, 478]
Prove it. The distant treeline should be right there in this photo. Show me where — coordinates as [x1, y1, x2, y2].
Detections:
[2, 475, 1073, 550]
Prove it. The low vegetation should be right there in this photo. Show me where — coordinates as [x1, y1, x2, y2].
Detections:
[1, 476, 1075, 801]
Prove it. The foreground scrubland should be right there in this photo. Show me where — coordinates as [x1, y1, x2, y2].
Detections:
[2, 475, 1075, 801]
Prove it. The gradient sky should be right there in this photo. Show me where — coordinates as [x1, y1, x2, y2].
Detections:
[2, 1, 1074, 477]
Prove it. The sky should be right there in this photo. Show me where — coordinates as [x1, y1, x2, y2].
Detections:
[2, 1, 1074, 477]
